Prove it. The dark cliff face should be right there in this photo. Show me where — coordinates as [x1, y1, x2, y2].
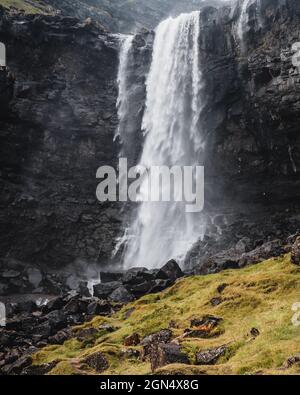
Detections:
[186, 0, 300, 269]
[201, 0, 300, 212]
[42, 0, 229, 33]
[0, 9, 122, 269]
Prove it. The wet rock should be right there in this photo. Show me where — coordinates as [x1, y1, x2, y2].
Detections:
[100, 272, 123, 283]
[150, 343, 189, 372]
[109, 286, 134, 303]
[196, 345, 227, 365]
[63, 297, 89, 314]
[128, 281, 153, 296]
[291, 237, 300, 265]
[45, 310, 68, 331]
[156, 260, 184, 281]
[93, 281, 122, 299]
[122, 268, 153, 286]
[78, 281, 91, 297]
[150, 279, 173, 293]
[124, 333, 140, 346]
[83, 352, 109, 373]
[42, 297, 65, 313]
[87, 300, 112, 315]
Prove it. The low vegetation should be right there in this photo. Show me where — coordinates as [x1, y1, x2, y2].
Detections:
[33, 254, 300, 375]
[0, 0, 50, 14]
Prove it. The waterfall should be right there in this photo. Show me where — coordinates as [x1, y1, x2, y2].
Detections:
[116, 35, 134, 145]
[237, 0, 251, 43]
[237, 0, 262, 48]
[122, 11, 205, 269]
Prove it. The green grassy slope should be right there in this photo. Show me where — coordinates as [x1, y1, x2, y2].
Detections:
[0, 0, 50, 14]
[32, 254, 300, 375]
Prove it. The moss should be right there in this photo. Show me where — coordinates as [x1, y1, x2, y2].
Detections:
[33, 339, 84, 365]
[48, 361, 79, 376]
[32, 255, 300, 375]
[0, 0, 50, 14]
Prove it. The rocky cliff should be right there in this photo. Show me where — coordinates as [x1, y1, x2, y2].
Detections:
[0, 8, 122, 270]
[185, 0, 300, 270]
[0, 0, 300, 277]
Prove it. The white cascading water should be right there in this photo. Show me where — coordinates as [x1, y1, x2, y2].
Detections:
[121, 11, 205, 269]
[116, 35, 134, 144]
[237, 0, 251, 43]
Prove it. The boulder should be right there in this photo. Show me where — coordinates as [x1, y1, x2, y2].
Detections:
[185, 315, 223, 338]
[93, 281, 122, 299]
[78, 281, 90, 297]
[141, 329, 172, 358]
[109, 286, 134, 303]
[42, 297, 65, 313]
[63, 297, 89, 314]
[291, 237, 300, 265]
[190, 315, 223, 328]
[156, 260, 183, 281]
[128, 281, 153, 296]
[83, 352, 109, 373]
[150, 343, 189, 372]
[196, 345, 227, 365]
[48, 329, 72, 345]
[87, 300, 112, 315]
[124, 333, 140, 346]
[122, 268, 153, 286]
[45, 310, 68, 331]
[239, 239, 286, 268]
[100, 271, 123, 283]
[150, 279, 173, 293]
